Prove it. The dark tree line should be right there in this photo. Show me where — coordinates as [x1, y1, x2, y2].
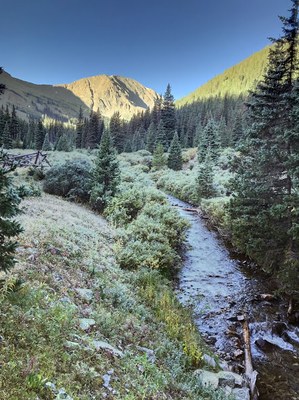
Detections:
[228, 0, 299, 296]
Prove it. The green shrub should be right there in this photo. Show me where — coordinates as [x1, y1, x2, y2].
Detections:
[15, 184, 41, 198]
[115, 202, 189, 271]
[105, 186, 166, 226]
[43, 159, 92, 202]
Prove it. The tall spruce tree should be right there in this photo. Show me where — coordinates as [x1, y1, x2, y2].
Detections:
[76, 107, 84, 149]
[161, 84, 176, 147]
[90, 129, 120, 212]
[34, 120, 45, 150]
[155, 120, 168, 150]
[146, 122, 156, 153]
[2, 122, 12, 149]
[196, 150, 215, 200]
[167, 132, 183, 170]
[10, 105, 19, 144]
[110, 111, 125, 153]
[42, 132, 52, 151]
[228, 0, 299, 293]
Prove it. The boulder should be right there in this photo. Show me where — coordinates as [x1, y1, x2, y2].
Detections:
[75, 288, 93, 302]
[195, 370, 219, 389]
[202, 353, 217, 368]
[232, 388, 250, 400]
[79, 318, 96, 331]
[217, 371, 243, 387]
[91, 340, 124, 357]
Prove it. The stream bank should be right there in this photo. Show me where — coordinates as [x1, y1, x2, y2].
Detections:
[169, 195, 299, 400]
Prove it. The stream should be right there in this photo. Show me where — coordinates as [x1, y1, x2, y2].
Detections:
[169, 195, 299, 400]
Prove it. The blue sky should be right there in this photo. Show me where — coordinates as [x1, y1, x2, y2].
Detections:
[0, 0, 290, 99]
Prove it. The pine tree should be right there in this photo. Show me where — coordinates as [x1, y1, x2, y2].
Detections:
[155, 120, 167, 150]
[10, 105, 19, 143]
[110, 111, 125, 153]
[160, 84, 176, 147]
[24, 119, 35, 149]
[42, 132, 52, 151]
[90, 129, 120, 212]
[228, 0, 299, 291]
[0, 70, 23, 273]
[146, 122, 156, 153]
[76, 107, 84, 149]
[232, 114, 244, 146]
[3, 122, 12, 149]
[196, 150, 215, 200]
[167, 132, 183, 170]
[87, 109, 103, 149]
[152, 143, 167, 170]
[34, 120, 45, 150]
[0, 151, 23, 271]
[56, 133, 71, 152]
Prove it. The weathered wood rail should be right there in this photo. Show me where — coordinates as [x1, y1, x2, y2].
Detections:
[0, 151, 51, 169]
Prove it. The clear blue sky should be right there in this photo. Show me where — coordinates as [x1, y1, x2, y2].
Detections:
[0, 0, 290, 99]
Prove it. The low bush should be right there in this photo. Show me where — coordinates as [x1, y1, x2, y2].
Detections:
[43, 159, 92, 202]
[105, 186, 166, 226]
[115, 202, 189, 271]
[15, 183, 41, 198]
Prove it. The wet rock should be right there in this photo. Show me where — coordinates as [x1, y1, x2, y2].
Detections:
[202, 353, 217, 368]
[205, 336, 217, 345]
[218, 360, 230, 371]
[217, 371, 243, 387]
[102, 374, 111, 389]
[272, 322, 287, 336]
[194, 370, 219, 388]
[75, 288, 93, 302]
[259, 293, 276, 301]
[79, 318, 96, 331]
[223, 385, 233, 395]
[232, 387, 250, 400]
[91, 340, 124, 357]
[255, 337, 278, 352]
[233, 349, 244, 358]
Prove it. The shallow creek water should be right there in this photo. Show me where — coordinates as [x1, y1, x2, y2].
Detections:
[169, 195, 299, 400]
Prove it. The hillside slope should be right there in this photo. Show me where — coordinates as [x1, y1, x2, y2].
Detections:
[0, 71, 158, 122]
[0, 193, 226, 399]
[177, 46, 270, 106]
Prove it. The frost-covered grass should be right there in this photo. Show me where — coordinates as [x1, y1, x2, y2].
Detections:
[0, 150, 230, 399]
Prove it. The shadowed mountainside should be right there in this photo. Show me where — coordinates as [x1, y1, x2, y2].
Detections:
[0, 71, 159, 121]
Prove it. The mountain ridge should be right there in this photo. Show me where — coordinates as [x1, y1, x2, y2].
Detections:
[0, 71, 159, 122]
[176, 45, 271, 106]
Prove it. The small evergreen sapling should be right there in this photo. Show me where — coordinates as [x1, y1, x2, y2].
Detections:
[152, 142, 167, 170]
[167, 132, 183, 170]
[90, 129, 120, 212]
[196, 149, 215, 199]
[0, 151, 23, 272]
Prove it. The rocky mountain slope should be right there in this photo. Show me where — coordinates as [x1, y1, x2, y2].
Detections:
[0, 71, 158, 121]
[176, 46, 271, 106]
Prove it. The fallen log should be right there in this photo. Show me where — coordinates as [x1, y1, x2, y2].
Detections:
[242, 318, 259, 400]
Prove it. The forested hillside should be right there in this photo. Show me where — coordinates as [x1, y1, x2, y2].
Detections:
[176, 46, 270, 106]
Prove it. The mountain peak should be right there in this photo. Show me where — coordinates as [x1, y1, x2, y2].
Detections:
[0, 72, 159, 122]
